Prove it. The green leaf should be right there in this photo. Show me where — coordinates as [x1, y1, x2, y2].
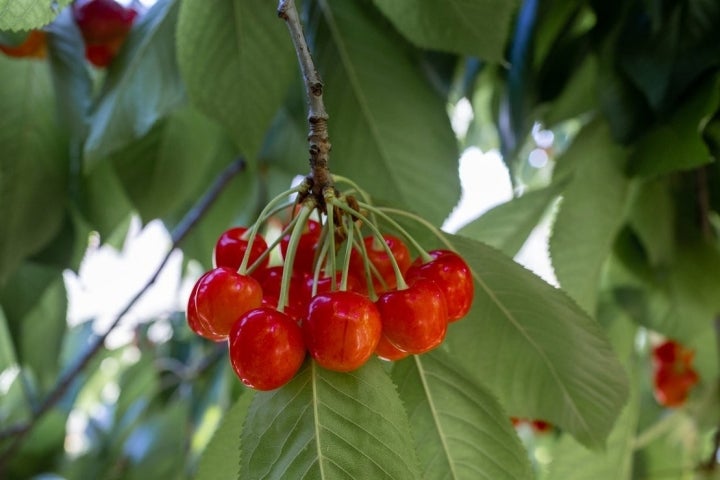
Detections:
[241, 359, 420, 479]
[393, 351, 533, 480]
[372, 0, 516, 62]
[627, 178, 675, 266]
[84, 0, 185, 167]
[0, 55, 68, 284]
[314, 0, 460, 226]
[77, 160, 135, 242]
[443, 234, 629, 449]
[176, 0, 295, 159]
[550, 119, 631, 314]
[457, 183, 562, 257]
[0, 1, 72, 31]
[195, 393, 254, 480]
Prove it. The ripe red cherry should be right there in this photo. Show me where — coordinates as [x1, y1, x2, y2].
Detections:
[349, 234, 411, 292]
[303, 291, 382, 372]
[229, 307, 306, 391]
[191, 267, 263, 338]
[653, 365, 699, 407]
[72, 0, 138, 44]
[214, 227, 269, 276]
[375, 277, 448, 354]
[652, 339, 694, 368]
[186, 277, 224, 342]
[281, 219, 322, 274]
[306, 271, 364, 298]
[0, 30, 46, 59]
[405, 250, 473, 321]
[374, 334, 409, 361]
[257, 266, 309, 321]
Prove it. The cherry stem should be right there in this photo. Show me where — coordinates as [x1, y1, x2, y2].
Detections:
[325, 190, 337, 290]
[246, 212, 301, 274]
[340, 214, 355, 291]
[330, 198, 408, 290]
[278, 202, 314, 311]
[311, 235, 331, 297]
[350, 230, 384, 300]
[239, 185, 304, 273]
[278, 0, 333, 199]
[358, 203, 434, 263]
[374, 206, 457, 261]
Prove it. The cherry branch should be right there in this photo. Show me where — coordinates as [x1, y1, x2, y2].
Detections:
[0, 157, 246, 470]
[277, 0, 333, 200]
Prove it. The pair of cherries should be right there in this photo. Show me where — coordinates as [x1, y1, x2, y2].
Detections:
[651, 339, 699, 407]
[187, 224, 474, 391]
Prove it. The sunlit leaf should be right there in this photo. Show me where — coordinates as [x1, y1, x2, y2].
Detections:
[241, 359, 420, 479]
[393, 351, 533, 479]
[0, 0, 72, 31]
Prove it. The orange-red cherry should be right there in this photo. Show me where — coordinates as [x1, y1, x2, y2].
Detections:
[214, 227, 269, 276]
[349, 234, 411, 292]
[406, 250, 473, 321]
[281, 219, 322, 274]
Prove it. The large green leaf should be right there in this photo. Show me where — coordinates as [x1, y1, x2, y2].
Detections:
[441, 234, 629, 449]
[314, 0, 460, 226]
[457, 183, 562, 257]
[550, 119, 630, 314]
[84, 0, 185, 167]
[241, 359, 420, 479]
[372, 0, 516, 62]
[0, 55, 67, 284]
[0, 0, 72, 31]
[176, 0, 295, 159]
[392, 351, 533, 479]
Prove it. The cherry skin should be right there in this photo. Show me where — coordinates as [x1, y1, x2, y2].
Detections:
[0, 30, 46, 59]
[228, 307, 306, 391]
[374, 334, 410, 361]
[72, 0, 138, 44]
[405, 250, 473, 321]
[191, 267, 263, 339]
[257, 266, 309, 321]
[306, 271, 364, 298]
[349, 234, 411, 292]
[653, 365, 699, 407]
[186, 276, 225, 342]
[214, 226, 269, 277]
[303, 291, 382, 372]
[375, 277, 448, 354]
[281, 219, 322, 274]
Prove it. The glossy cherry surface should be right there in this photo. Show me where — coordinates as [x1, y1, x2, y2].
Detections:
[214, 226, 269, 276]
[281, 219, 322, 274]
[406, 250, 473, 321]
[349, 234, 411, 292]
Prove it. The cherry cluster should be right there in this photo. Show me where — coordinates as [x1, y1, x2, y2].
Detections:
[72, 0, 138, 67]
[651, 339, 699, 407]
[186, 183, 474, 391]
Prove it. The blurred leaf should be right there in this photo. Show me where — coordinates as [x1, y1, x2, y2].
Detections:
[314, 0, 460, 226]
[550, 119, 630, 314]
[84, 0, 185, 167]
[0, 306, 16, 369]
[77, 160, 135, 241]
[177, 0, 295, 159]
[241, 359, 420, 479]
[441, 234, 629, 449]
[0, 55, 68, 285]
[195, 392, 254, 480]
[392, 351, 533, 479]
[112, 107, 238, 222]
[0, 1, 72, 31]
[541, 54, 597, 128]
[372, 0, 516, 62]
[457, 183, 562, 257]
[627, 178, 675, 266]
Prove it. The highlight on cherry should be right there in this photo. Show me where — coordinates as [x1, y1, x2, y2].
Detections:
[186, 175, 475, 391]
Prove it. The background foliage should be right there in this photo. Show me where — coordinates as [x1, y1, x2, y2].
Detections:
[0, 0, 719, 479]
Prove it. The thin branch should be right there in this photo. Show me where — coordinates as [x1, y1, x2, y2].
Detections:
[277, 0, 333, 200]
[0, 157, 246, 471]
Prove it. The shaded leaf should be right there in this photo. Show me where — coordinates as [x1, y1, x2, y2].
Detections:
[77, 160, 135, 242]
[441, 234, 629, 449]
[627, 178, 675, 266]
[372, 0, 516, 62]
[0, 0, 71, 31]
[177, 0, 295, 159]
[84, 0, 185, 167]
[393, 351, 533, 479]
[241, 359, 420, 479]
[314, 0, 460, 226]
[550, 119, 630, 314]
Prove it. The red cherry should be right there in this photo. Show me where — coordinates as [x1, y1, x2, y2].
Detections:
[72, 0, 138, 44]
[228, 307, 306, 391]
[349, 235, 411, 292]
[531, 420, 552, 433]
[405, 250, 473, 321]
[374, 334, 409, 361]
[257, 266, 309, 321]
[281, 219, 322, 274]
[375, 277, 448, 354]
[303, 291, 382, 372]
[84, 42, 118, 67]
[191, 267, 263, 339]
[653, 364, 699, 407]
[306, 271, 364, 298]
[214, 227, 269, 277]
[0, 30, 46, 59]
[186, 277, 224, 342]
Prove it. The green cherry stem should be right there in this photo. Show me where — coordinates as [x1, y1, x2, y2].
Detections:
[245, 212, 301, 274]
[311, 231, 331, 297]
[340, 214, 355, 291]
[330, 198, 408, 290]
[324, 189, 338, 291]
[278, 201, 314, 312]
[332, 175, 372, 204]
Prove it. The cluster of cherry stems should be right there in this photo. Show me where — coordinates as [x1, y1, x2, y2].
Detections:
[186, 179, 474, 391]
